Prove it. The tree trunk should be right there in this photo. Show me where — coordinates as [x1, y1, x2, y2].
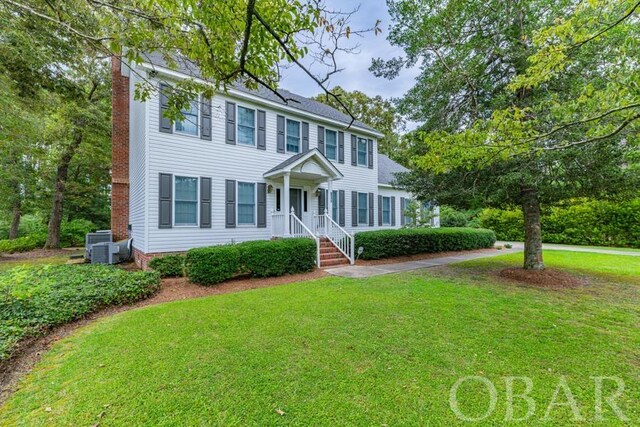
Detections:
[9, 199, 21, 240]
[45, 131, 83, 249]
[520, 187, 544, 270]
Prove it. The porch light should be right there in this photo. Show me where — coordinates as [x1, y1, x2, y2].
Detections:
[315, 188, 322, 197]
[267, 184, 273, 193]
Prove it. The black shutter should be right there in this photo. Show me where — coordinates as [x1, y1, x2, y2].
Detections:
[257, 110, 266, 150]
[159, 84, 173, 133]
[378, 195, 383, 226]
[352, 191, 358, 226]
[276, 115, 285, 153]
[225, 179, 236, 228]
[302, 122, 309, 152]
[225, 101, 236, 144]
[338, 131, 345, 163]
[257, 183, 267, 228]
[318, 188, 326, 215]
[391, 197, 396, 226]
[400, 197, 406, 226]
[200, 177, 212, 228]
[339, 190, 345, 226]
[368, 139, 374, 169]
[351, 135, 357, 166]
[368, 192, 374, 226]
[200, 96, 212, 140]
[159, 173, 172, 228]
[317, 125, 325, 155]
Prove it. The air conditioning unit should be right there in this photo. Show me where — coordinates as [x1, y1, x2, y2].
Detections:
[91, 242, 120, 264]
[85, 231, 113, 260]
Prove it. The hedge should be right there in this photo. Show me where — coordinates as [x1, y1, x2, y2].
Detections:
[354, 227, 496, 260]
[185, 238, 316, 286]
[0, 265, 160, 361]
[149, 254, 185, 278]
[478, 199, 640, 247]
[0, 234, 46, 254]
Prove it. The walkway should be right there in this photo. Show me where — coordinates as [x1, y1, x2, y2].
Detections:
[325, 248, 520, 278]
[498, 242, 640, 257]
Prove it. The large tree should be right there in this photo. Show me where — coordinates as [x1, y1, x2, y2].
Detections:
[311, 86, 405, 158]
[377, 0, 639, 269]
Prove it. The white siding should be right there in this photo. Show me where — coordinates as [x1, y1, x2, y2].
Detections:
[128, 72, 148, 252]
[135, 73, 413, 254]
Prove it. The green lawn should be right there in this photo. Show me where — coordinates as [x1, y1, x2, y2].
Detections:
[1, 251, 639, 426]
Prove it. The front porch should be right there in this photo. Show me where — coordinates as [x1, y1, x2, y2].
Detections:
[264, 149, 354, 266]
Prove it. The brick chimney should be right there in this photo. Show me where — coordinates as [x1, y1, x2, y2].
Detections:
[111, 55, 130, 241]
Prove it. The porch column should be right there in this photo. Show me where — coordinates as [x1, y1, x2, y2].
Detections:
[327, 178, 333, 218]
[283, 173, 291, 236]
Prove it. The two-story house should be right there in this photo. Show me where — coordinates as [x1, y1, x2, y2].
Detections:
[111, 53, 435, 269]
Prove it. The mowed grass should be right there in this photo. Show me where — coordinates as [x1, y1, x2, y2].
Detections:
[1, 251, 639, 426]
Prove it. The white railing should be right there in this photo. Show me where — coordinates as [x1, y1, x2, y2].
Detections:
[315, 210, 354, 264]
[271, 211, 285, 237]
[290, 208, 315, 239]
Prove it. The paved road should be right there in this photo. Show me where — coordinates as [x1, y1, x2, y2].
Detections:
[325, 249, 521, 278]
[497, 242, 640, 257]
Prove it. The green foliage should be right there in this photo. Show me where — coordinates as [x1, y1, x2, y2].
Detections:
[149, 255, 186, 278]
[439, 206, 481, 228]
[0, 234, 46, 254]
[0, 264, 160, 360]
[60, 219, 95, 247]
[479, 199, 640, 247]
[186, 239, 316, 285]
[354, 227, 496, 260]
[239, 239, 316, 278]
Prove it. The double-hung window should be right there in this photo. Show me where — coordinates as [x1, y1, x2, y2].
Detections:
[175, 100, 199, 136]
[174, 176, 198, 226]
[325, 129, 337, 160]
[286, 119, 301, 153]
[237, 106, 256, 145]
[238, 182, 256, 225]
[357, 137, 368, 166]
[331, 190, 338, 221]
[357, 192, 368, 225]
[382, 196, 391, 225]
[404, 199, 414, 225]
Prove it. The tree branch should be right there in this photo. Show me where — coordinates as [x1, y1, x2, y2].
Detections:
[543, 113, 640, 151]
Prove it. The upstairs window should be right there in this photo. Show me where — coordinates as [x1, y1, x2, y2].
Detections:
[325, 129, 337, 160]
[174, 176, 198, 226]
[358, 192, 368, 225]
[238, 182, 256, 225]
[357, 137, 368, 166]
[286, 119, 301, 153]
[237, 106, 256, 146]
[175, 100, 199, 136]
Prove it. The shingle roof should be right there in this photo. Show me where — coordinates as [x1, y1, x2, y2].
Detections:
[264, 151, 310, 175]
[140, 52, 378, 133]
[378, 154, 408, 185]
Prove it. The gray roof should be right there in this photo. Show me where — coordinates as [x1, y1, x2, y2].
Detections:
[378, 154, 408, 185]
[264, 151, 310, 175]
[140, 52, 378, 133]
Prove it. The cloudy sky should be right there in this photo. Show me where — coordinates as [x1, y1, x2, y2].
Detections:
[279, 0, 420, 101]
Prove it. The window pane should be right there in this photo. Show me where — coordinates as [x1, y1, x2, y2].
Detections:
[174, 176, 198, 225]
[331, 190, 338, 220]
[238, 182, 255, 224]
[175, 177, 197, 201]
[357, 138, 367, 165]
[286, 119, 300, 152]
[358, 193, 368, 224]
[175, 201, 197, 225]
[175, 100, 199, 135]
[382, 197, 391, 224]
[326, 130, 337, 160]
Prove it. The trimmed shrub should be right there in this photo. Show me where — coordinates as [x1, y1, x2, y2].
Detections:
[477, 208, 524, 241]
[185, 245, 242, 286]
[240, 238, 316, 278]
[185, 238, 316, 286]
[149, 254, 185, 278]
[0, 233, 46, 254]
[0, 265, 160, 361]
[354, 227, 496, 260]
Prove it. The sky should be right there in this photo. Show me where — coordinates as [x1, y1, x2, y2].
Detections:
[279, 0, 420, 101]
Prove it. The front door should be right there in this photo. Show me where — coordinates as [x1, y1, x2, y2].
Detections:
[289, 188, 303, 217]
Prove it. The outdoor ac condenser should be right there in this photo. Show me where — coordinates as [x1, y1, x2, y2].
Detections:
[91, 242, 120, 264]
[85, 231, 113, 260]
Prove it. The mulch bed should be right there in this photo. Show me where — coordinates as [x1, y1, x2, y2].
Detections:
[0, 248, 80, 262]
[498, 267, 587, 289]
[356, 248, 502, 266]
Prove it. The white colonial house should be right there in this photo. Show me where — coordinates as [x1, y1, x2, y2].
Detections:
[110, 53, 438, 269]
